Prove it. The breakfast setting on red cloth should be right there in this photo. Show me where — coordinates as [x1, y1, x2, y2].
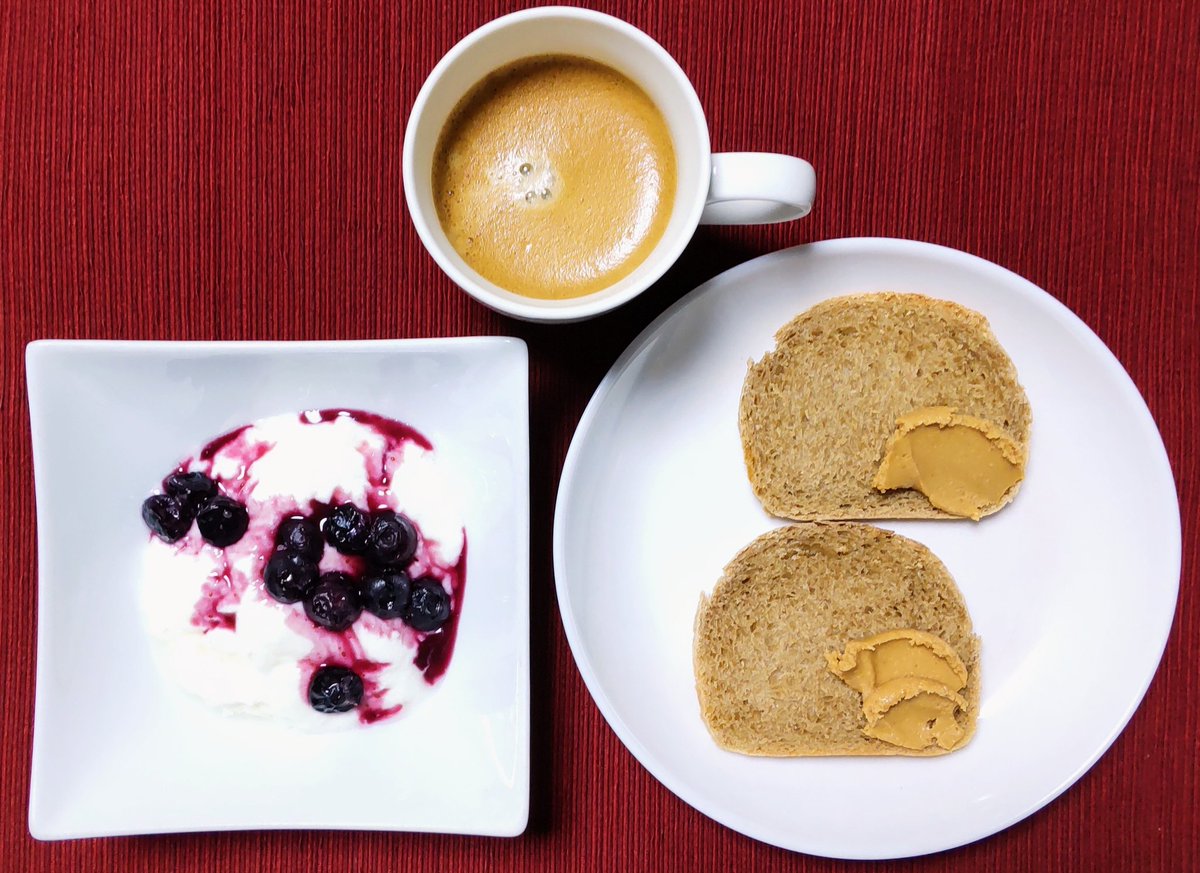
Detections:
[3, 2, 1195, 870]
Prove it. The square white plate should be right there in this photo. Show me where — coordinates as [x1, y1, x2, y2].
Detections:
[26, 338, 529, 840]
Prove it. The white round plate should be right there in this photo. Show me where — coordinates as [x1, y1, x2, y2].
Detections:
[552, 238, 1180, 859]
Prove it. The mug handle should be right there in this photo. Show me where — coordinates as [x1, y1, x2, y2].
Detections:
[699, 153, 817, 225]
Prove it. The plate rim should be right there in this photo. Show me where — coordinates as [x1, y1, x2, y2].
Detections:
[26, 335, 531, 840]
[551, 236, 1181, 859]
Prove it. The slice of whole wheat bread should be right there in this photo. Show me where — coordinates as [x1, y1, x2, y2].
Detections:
[693, 523, 979, 757]
[738, 292, 1031, 520]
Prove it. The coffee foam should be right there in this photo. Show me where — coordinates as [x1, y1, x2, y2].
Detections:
[433, 56, 677, 300]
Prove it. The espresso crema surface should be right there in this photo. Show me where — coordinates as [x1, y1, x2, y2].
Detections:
[433, 55, 677, 300]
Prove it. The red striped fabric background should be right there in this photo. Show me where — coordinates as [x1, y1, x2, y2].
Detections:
[1, 1, 1196, 869]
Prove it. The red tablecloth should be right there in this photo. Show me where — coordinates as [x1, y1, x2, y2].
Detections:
[2, 1, 1196, 869]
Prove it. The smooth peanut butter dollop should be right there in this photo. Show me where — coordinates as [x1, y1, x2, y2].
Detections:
[860, 678, 969, 751]
[872, 406, 1024, 520]
[826, 629, 972, 752]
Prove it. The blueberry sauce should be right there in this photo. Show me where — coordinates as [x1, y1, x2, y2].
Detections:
[414, 542, 468, 682]
[192, 556, 238, 632]
[302, 408, 433, 451]
[145, 409, 466, 726]
[198, 424, 252, 461]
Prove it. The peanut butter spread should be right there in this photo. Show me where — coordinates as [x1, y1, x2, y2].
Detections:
[872, 406, 1024, 520]
[826, 629, 971, 752]
[861, 678, 969, 751]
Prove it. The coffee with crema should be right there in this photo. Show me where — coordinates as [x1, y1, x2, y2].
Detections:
[432, 55, 677, 300]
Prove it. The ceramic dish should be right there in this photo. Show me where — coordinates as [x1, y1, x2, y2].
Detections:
[27, 338, 530, 840]
[553, 239, 1180, 859]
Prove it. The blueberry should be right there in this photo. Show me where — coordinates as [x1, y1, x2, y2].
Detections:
[359, 570, 411, 620]
[365, 511, 418, 567]
[163, 471, 217, 518]
[308, 665, 364, 714]
[322, 503, 369, 555]
[304, 572, 362, 631]
[406, 577, 451, 632]
[275, 516, 323, 562]
[263, 551, 319, 603]
[141, 494, 191, 542]
[196, 495, 249, 547]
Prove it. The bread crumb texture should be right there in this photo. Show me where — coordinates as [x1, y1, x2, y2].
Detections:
[693, 523, 979, 757]
[739, 292, 1031, 520]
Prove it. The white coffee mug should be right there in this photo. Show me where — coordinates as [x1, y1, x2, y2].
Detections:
[403, 6, 816, 322]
